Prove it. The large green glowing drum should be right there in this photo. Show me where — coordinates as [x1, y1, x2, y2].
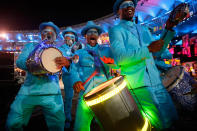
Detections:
[84, 76, 151, 131]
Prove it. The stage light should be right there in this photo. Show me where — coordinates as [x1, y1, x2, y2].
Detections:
[0, 33, 7, 38]
[16, 34, 22, 41]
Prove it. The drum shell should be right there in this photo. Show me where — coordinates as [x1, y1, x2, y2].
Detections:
[26, 49, 49, 75]
[86, 84, 150, 131]
[26, 46, 62, 75]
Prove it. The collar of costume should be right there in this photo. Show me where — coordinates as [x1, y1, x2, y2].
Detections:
[120, 19, 135, 26]
[86, 43, 99, 50]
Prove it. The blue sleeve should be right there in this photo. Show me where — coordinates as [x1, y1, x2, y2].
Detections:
[160, 49, 172, 59]
[58, 45, 68, 57]
[109, 27, 150, 66]
[154, 29, 175, 57]
[16, 43, 34, 71]
[69, 50, 83, 86]
[70, 62, 82, 87]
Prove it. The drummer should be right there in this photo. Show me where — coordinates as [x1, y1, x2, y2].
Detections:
[6, 22, 69, 131]
[60, 27, 82, 128]
[108, 0, 189, 129]
[70, 21, 114, 130]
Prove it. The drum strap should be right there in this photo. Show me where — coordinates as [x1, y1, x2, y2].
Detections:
[86, 49, 109, 79]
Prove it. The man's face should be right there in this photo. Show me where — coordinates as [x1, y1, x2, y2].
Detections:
[64, 32, 76, 47]
[41, 26, 56, 44]
[118, 0, 135, 21]
[85, 28, 99, 47]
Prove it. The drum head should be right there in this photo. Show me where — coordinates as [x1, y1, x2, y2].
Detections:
[41, 47, 62, 73]
[84, 76, 123, 98]
[162, 66, 183, 88]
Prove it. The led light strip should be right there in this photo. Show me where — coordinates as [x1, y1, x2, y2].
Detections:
[141, 118, 150, 131]
[85, 81, 127, 106]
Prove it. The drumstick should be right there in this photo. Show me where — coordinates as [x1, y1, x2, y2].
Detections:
[82, 70, 98, 86]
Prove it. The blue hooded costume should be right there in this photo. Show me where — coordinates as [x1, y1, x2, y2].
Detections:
[71, 21, 113, 131]
[154, 49, 173, 73]
[59, 27, 81, 128]
[109, 0, 178, 129]
[6, 22, 65, 131]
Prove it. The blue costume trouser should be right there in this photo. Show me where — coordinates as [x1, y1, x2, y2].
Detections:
[62, 75, 74, 128]
[74, 75, 106, 131]
[146, 84, 178, 129]
[129, 83, 178, 129]
[6, 94, 65, 131]
[63, 84, 74, 127]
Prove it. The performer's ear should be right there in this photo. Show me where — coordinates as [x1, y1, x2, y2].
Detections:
[117, 9, 122, 18]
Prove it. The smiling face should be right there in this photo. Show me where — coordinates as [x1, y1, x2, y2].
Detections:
[118, 0, 135, 21]
[85, 28, 99, 47]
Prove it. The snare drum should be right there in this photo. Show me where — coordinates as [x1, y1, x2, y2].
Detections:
[84, 76, 151, 131]
[26, 45, 63, 75]
[162, 66, 197, 111]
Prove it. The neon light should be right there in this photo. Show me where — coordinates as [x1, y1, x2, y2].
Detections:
[85, 81, 127, 106]
[141, 118, 150, 131]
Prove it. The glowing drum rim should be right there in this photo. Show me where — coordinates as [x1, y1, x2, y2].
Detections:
[26, 47, 63, 75]
[84, 76, 151, 131]
[162, 66, 197, 111]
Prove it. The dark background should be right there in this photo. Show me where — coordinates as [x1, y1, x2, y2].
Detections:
[0, 0, 115, 30]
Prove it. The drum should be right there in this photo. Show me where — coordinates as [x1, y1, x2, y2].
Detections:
[162, 66, 197, 111]
[26, 45, 63, 75]
[84, 76, 151, 131]
[169, 3, 189, 23]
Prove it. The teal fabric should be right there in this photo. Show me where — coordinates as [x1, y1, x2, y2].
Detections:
[6, 42, 66, 130]
[109, 20, 178, 129]
[71, 44, 113, 131]
[39, 21, 60, 35]
[154, 49, 173, 73]
[6, 95, 65, 131]
[16, 43, 62, 95]
[81, 21, 104, 36]
[62, 27, 78, 41]
[59, 43, 77, 127]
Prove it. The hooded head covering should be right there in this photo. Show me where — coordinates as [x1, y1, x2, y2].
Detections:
[81, 21, 103, 36]
[39, 21, 60, 35]
[113, 0, 138, 14]
[62, 27, 78, 41]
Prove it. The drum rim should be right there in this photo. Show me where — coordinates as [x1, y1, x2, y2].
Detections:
[166, 66, 184, 91]
[40, 47, 63, 75]
[84, 76, 124, 101]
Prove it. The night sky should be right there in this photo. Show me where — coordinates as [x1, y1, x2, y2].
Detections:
[0, 0, 116, 31]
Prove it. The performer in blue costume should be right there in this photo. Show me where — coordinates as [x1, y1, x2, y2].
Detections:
[71, 21, 114, 131]
[6, 22, 70, 131]
[109, 0, 186, 129]
[60, 27, 82, 128]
